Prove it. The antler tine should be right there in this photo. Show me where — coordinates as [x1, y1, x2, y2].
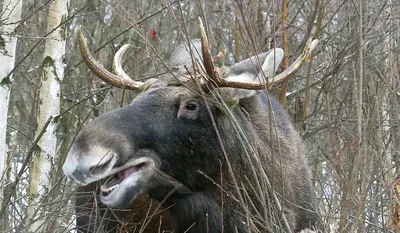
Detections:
[112, 44, 143, 86]
[198, 18, 221, 86]
[267, 38, 318, 87]
[78, 25, 143, 90]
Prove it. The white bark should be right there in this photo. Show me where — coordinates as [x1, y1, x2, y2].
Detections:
[0, 0, 23, 205]
[27, 0, 69, 231]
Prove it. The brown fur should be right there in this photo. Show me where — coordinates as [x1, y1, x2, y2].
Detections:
[75, 183, 172, 232]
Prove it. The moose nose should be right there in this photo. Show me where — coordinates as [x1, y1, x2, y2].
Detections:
[63, 161, 93, 185]
[63, 145, 116, 185]
[71, 170, 85, 183]
[63, 160, 86, 184]
[62, 150, 90, 184]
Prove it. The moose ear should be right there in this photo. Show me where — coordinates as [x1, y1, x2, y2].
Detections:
[217, 48, 283, 110]
[169, 39, 203, 67]
[226, 48, 284, 83]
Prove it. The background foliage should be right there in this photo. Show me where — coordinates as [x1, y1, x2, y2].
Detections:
[0, 0, 399, 232]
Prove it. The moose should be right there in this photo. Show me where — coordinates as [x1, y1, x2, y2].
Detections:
[63, 21, 320, 233]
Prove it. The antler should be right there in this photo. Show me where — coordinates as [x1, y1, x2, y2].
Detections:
[198, 18, 319, 90]
[78, 25, 144, 90]
[198, 18, 216, 82]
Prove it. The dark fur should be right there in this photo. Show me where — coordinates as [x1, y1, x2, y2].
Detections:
[65, 43, 320, 232]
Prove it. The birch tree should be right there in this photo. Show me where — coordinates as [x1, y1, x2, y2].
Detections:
[0, 0, 23, 205]
[27, 0, 69, 231]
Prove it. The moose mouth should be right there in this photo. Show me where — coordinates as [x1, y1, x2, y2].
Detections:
[99, 158, 155, 201]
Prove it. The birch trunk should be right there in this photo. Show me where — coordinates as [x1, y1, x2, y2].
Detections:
[27, 0, 69, 231]
[0, 0, 23, 206]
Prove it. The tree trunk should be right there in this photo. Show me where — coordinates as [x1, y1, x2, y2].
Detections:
[0, 0, 23, 208]
[27, 0, 69, 231]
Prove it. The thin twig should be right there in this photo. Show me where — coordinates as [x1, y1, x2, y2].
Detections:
[0, 116, 53, 218]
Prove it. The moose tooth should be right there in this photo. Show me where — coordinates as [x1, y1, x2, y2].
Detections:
[101, 183, 119, 194]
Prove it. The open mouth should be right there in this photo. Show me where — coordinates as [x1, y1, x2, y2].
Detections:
[100, 162, 149, 197]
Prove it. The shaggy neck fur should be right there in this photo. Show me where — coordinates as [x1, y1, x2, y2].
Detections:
[167, 191, 248, 233]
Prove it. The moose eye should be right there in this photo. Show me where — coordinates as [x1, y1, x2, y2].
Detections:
[185, 103, 197, 111]
[178, 101, 199, 120]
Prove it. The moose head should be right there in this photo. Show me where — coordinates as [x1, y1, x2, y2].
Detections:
[63, 20, 319, 233]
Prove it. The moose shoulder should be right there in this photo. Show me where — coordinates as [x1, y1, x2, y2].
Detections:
[63, 26, 320, 233]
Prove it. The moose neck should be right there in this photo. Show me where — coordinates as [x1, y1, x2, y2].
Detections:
[167, 192, 221, 233]
[165, 191, 247, 233]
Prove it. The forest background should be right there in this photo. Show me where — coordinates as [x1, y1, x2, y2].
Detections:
[0, 0, 399, 232]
